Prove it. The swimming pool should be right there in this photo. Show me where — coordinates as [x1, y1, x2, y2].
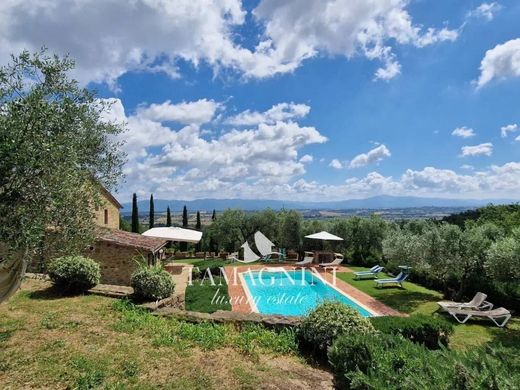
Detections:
[241, 269, 374, 317]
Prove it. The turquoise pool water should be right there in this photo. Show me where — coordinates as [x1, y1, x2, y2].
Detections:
[241, 269, 373, 317]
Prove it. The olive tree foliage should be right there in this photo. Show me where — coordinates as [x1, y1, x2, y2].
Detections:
[330, 216, 389, 263]
[278, 210, 302, 250]
[383, 221, 505, 297]
[207, 209, 280, 252]
[485, 228, 520, 282]
[0, 50, 126, 302]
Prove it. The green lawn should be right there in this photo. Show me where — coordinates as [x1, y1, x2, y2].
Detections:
[0, 279, 330, 389]
[185, 276, 232, 313]
[338, 266, 442, 314]
[339, 266, 520, 350]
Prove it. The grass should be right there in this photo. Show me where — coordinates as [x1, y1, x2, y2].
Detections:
[339, 266, 520, 350]
[338, 266, 442, 314]
[185, 276, 232, 313]
[0, 279, 330, 389]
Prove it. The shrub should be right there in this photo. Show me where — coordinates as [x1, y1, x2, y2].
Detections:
[47, 255, 100, 292]
[328, 333, 408, 388]
[299, 301, 375, 351]
[329, 333, 520, 389]
[370, 314, 453, 349]
[131, 266, 175, 301]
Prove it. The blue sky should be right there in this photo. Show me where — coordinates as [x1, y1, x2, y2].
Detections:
[1, 0, 519, 202]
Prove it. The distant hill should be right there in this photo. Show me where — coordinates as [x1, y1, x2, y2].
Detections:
[120, 195, 518, 213]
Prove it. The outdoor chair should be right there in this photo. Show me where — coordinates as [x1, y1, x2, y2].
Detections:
[437, 292, 493, 312]
[446, 307, 511, 328]
[354, 265, 384, 279]
[374, 272, 408, 288]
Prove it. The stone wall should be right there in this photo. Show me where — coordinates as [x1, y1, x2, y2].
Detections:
[94, 196, 120, 230]
[88, 241, 149, 286]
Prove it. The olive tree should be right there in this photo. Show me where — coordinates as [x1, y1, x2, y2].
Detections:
[485, 228, 520, 282]
[0, 50, 126, 302]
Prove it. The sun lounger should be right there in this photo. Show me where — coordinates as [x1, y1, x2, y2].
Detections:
[319, 255, 344, 268]
[438, 292, 493, 312]
[374, 272, 408, 288]
[354, 265, 384, 279]
[295, 251, 314, 266]
[447, 307, 512, 328]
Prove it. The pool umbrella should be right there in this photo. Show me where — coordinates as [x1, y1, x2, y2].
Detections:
[142, 227, 202, 243]
[304, 231, 343, 241]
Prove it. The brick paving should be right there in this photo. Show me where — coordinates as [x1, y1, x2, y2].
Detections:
[223, 264, 403, 316]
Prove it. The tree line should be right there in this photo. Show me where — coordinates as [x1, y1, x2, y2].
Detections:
[203, 206, 519, 309]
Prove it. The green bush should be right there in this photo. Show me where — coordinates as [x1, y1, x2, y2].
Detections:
[299, 301, 375, 351]
[328, 333, 520, 389]
[328, 333, 410, 388]
[370, 314, 453, 349]
[47, 255, 100, 292]
[131, 266, 175, 301]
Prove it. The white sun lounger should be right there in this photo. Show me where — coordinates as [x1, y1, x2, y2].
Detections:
[295, 251, 314, 266]
[447, 307, 512, 328]
[438, 292, 493, 312]
[319, 253, 344, 268]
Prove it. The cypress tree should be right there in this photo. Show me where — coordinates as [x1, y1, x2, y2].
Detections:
[196, 211, 201, 230]
[182, 205, 188, 227]
[212, 209, 216, 221]
[195, 211, 202, 252]
[149, 194, 155, 229]
[131, 193, 140, 233]
[166, 206, 172, 227]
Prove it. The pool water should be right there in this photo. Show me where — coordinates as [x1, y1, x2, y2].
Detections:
[241, 269, 373, 317]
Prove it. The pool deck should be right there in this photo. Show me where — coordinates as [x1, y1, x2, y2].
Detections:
[224, 264, 403, 317]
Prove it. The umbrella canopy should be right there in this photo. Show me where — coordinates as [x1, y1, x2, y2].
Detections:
[304, 231, 343, 241]
[142, 227, 202, 243]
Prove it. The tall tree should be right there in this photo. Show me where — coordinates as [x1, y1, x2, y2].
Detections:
[149, 194, 154, 229]
[195, 211, 202, 251]
[131, 193, 140, 233]
[212, 209, 217, 221]
[182, 205, 188, 227]
[0, 50, 125, 303]
[196, 211, 201, 230]
[166, 206, 172, 227]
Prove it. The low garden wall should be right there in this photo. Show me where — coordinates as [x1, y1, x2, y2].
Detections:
[153, 307, 302, 329]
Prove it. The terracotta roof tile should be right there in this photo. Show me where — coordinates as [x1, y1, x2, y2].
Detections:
[96, 229, 167, 252]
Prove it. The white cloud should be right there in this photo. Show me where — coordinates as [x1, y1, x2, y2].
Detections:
[299, 154, 313, 163]
[225, 103, 310, 126]
[251, 0, 459, 80]
[0, 0, 249, 88]
[516, 135, 520, 142]
[500, 123, 518, 138]
[468, 2, 502, 21]
[329, 159, 343, 169]
[477, 38, 520, 87]
[105, 98, 327, 197]
[460, 143, 493, 157]
[461, 164, 474, 170]
[452, 126, 476, 138]
[235, 161, 520, 201]
[136, 99, 221, 125]
[0, 0, 460, 86]
[349, 144, 391, 168]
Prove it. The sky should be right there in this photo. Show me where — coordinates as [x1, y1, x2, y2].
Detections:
[1, 0, 520, 202]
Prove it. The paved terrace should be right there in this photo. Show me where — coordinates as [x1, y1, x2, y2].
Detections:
[224, 264, 403, 317]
